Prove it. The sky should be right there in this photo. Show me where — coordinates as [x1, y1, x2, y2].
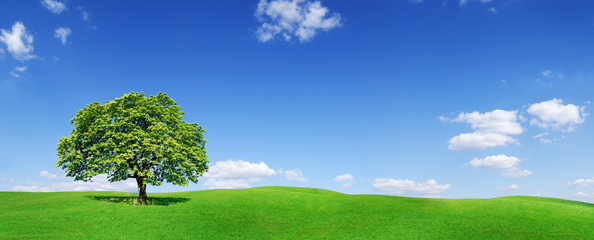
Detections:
[1, 0, 594, 203]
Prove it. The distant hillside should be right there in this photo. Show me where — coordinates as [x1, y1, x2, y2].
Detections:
[1, 186, 592, 239]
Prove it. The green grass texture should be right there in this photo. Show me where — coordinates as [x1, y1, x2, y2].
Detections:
[1, 186, 592, 239]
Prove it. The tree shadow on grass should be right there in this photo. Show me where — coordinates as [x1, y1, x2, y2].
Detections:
[88, 196, 190, 206]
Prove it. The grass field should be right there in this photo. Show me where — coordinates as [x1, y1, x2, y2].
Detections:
[0, 186, 592, 239]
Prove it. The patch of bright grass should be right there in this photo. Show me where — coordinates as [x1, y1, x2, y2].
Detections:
[0, 187, 592, 239]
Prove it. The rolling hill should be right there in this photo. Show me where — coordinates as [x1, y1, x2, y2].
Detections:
[1, 186, 592, 239]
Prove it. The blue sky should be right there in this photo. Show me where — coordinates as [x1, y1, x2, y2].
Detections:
[1, 0, 594, 202]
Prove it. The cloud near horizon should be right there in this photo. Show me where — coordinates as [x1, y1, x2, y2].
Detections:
[334, 173, 356, 188]
[11, 174, 137, 192]
[285, 168, 308, 182]
[373, 178, 450, 196]
[203, 159, 277, 189]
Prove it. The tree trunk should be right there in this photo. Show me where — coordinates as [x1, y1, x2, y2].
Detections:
[136, 177, 148, 204]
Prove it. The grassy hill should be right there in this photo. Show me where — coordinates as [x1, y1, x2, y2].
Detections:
[0, 186, 592, 239]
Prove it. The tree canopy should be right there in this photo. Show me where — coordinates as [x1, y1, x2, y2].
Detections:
[57, 92, 208, 203]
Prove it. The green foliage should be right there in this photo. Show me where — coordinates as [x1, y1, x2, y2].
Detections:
[56, 92, 208, 196]
[0, 187, 592, 239]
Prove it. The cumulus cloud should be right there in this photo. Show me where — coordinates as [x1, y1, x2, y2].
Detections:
[373, 178, 450, 196]
[54, 27, 71, 45]
[39, 170, 59, 180]
[466, 155, 532, 178]
[468, 154, 521, 169]
[334, 173, 356, 188]
[12, 174, 137, 192]
[41, 0, 66, 14]
[203, 160, 277, 189]
[566, 177, 594, 188]
[285, 168, 308, 182]
[527, 99, 586, 132]
[448, 110, 522, 150]
[449, 132, 517, 150]
[255, 0, 341, 42]
[0, 22, 37, 61]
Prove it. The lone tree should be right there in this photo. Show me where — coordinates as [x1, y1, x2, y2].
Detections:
[57, 92, 208, 203]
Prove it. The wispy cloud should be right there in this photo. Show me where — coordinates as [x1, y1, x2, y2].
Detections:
[9, 66, 27, 78]
[54, 27, 71, 45]
[41, 0, 66, 14]
[39, 170, 60, 180]
[255, 0, 341, 43]
[78, 7, 97, 30]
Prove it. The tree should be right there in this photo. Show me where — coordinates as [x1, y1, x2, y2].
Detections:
[57, 92, 208, 204]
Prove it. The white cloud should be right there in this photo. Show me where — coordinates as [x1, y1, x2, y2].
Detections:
[488, 7, 498, 13]
[54, 27, 71, 45]
[334, 173, 356, 188]
[466, 155, 532, 178]
[571, 192, 594, 198]
[459, 0, 468, 7]
[78, 7, 97, 30]
[9, 66, 27, 78]
[285, 168, 308, 182]
[480, 0, 492, 3]
[15, 66, 27, 72]
[80, 9, 91, 22]
[0, 22, 37, 61]
[438, 116, 449, 122]
[449, 132, 517, 150]
[468, 154, 521, 169]
[373, 178, 450, 196]
[452, 110, 523, 135]
[39, 170, 59, 179]
[527, 99, 585, 131]
[541, 70, 552, 77]
[255, 0, 341, 43]
[566, 177, 594, 188]
[203, 160, 277, 189]
[502, 168, 532, 178]
[12, 174, 137, 192]
[9, 71, 20, 78]
[498, 184, 520, 190]
[41, 0, 66, 14]
[449, 110, 522, 150]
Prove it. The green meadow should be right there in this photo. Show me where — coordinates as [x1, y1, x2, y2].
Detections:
[0, 186, 592, 239]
